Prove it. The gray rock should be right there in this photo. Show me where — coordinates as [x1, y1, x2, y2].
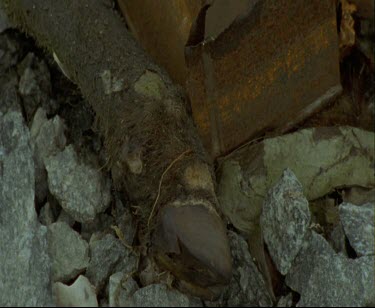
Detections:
[45, 145, 111, 223]
[30, 107, 66, 204]
[86, 234, 138, 291]
[260, 168, 311, 275]
[223, 231, 273, 307]
[124, 284, 193, 307]
[0, 111, 53, 306]
[53, 275, 98, 307]
[286, 231, 375, 307]
[39, 202, 55, 226]
[48, 221, 89, 282]
[339, 202, 374, 256]
[109, 272, 138, 307]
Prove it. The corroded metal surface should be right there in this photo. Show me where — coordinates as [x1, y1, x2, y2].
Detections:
[186, 0, 341, 158]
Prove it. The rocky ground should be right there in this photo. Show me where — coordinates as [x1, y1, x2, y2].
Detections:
[0, 8, 374, 308]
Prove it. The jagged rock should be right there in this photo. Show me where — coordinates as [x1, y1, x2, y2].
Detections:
[108, 272, 139, 307]
[286, 231, 375, 306]
[0, 111, 53, 306]
[339, 202, 375, 256]
[45, 145, 111, 223]
[86, 234, 138, 291]
[223, 231, 272, 307]
[30, 107, 66, 204]
[260, 169, 311, 275]
[53, 275, 98, 307]
[124, 284, 196, 307]
[48, 221, 89, 282]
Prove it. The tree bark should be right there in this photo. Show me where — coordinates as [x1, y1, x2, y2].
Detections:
[3, 0, 231, 299]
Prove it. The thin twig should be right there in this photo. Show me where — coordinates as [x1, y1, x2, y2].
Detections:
[147, 149, 192, 229]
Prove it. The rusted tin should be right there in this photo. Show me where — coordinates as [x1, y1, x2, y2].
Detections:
[118, 0, 342, 158]
[186, 0, 342, 158]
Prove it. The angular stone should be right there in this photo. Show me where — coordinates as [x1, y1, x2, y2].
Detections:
[0, 111, 52, 306]
[53, 275, 98, 307]
[339, 202, 375, 256]
[223, 231, 272, 307]
[86, 234, 138, 291]
[286, 231, 375, 307]
[30, 107, 66, 204]
[260, 169, 311, 275]
[124, 284, 193, 307]
[109, 272, 138, 307]
[45, 145, 111, 223]
[48, 221, 89, 282]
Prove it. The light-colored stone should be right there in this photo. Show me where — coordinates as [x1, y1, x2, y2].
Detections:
[45, 145, 111, 223]
[286, 231, 375, 307]
[339, 202, 375, 256]
[30, 107, 66, 203]
[223, 231, 272, 307]
[53, 275, 98, 307]
[0, 111, 52, 306]
[260, 169, 311, 275]
[48, 221, 89, 282]
[217, 127, 375, 234]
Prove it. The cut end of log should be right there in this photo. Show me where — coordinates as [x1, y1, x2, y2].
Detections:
[152, 202, 232, 299]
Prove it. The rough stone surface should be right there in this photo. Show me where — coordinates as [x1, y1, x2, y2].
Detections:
[53, 275, 98, 307]
[260, 168, 311, 275]
[124, 284, 193, 307]
[48, 221, 89, 282]
[45, 145, 111, 223]
[86, 234, 138, 291]
[286, 231, 375, 307]
[223, 231, 273, 307]
[339, 202, 375, 256]
[109, 272, 139, 307]
[30, 107, 66, 203]
[0, 111, 53, 306]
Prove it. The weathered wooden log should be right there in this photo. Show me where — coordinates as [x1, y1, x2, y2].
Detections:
[3, 0, 232, 299]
